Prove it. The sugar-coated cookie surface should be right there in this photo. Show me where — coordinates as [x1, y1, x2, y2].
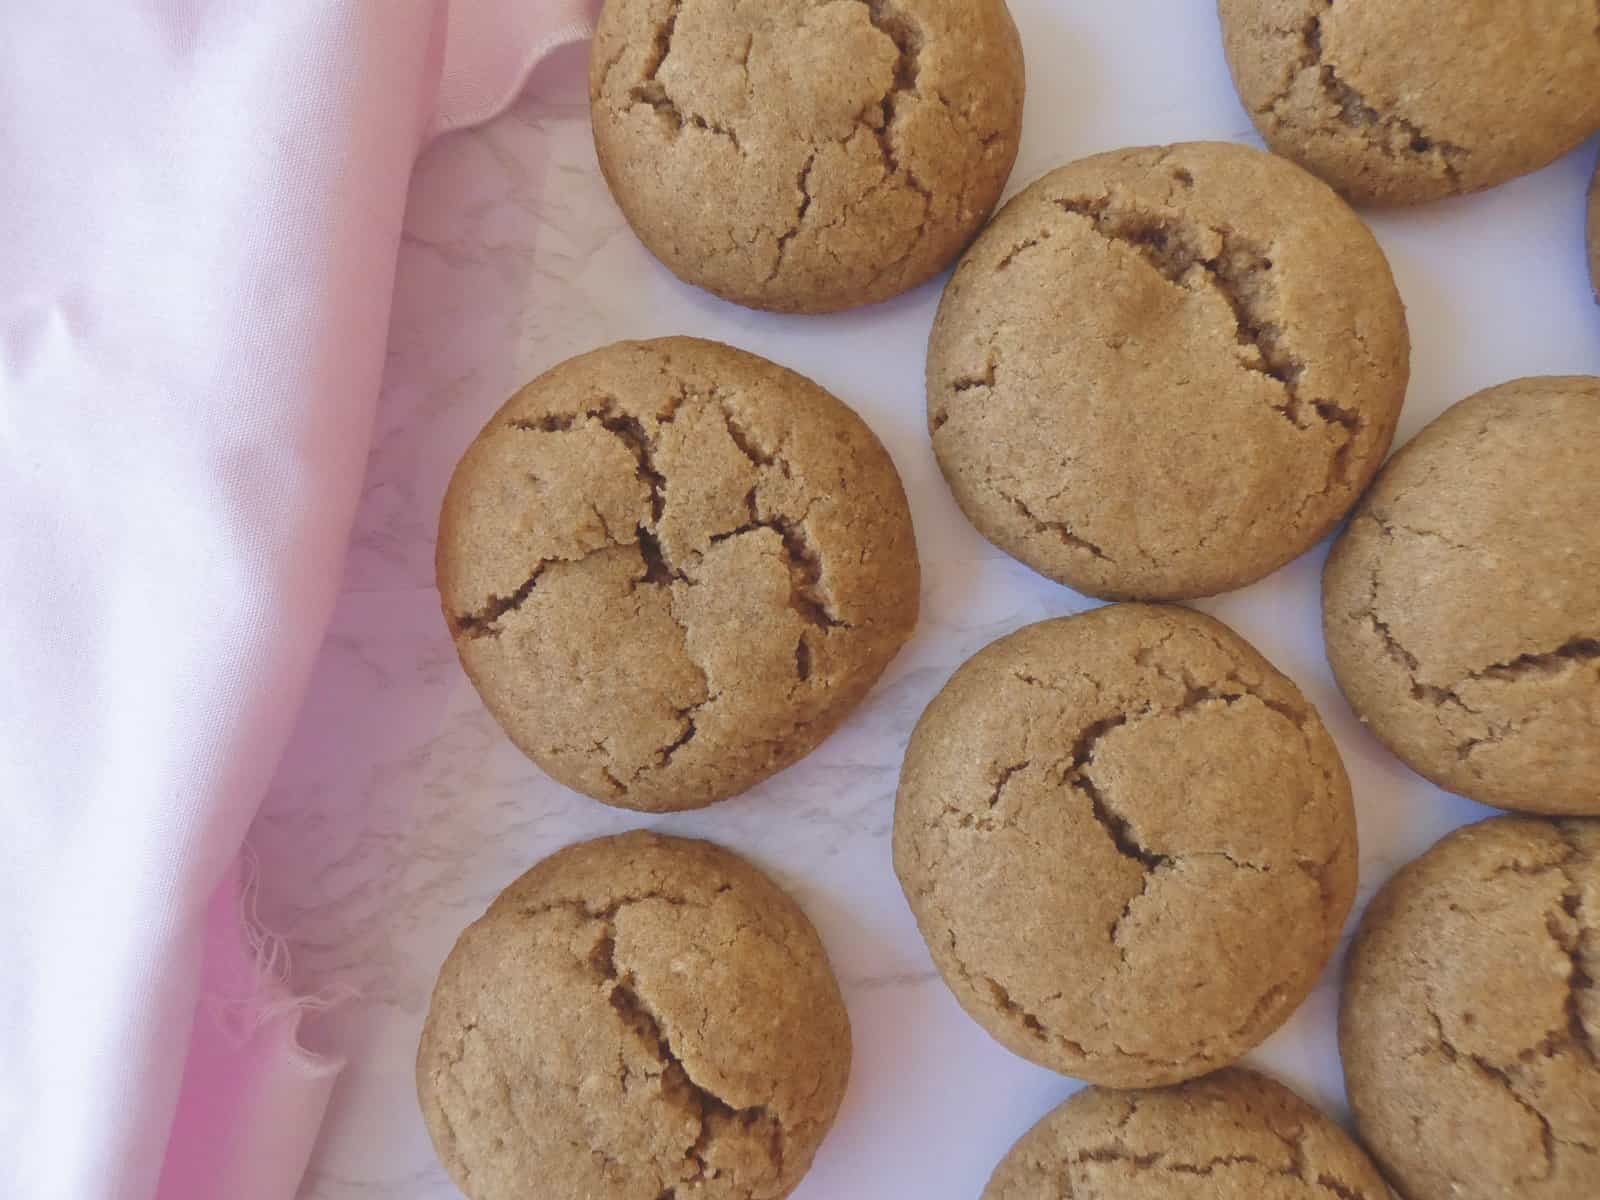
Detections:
[1342, 817, 1600, 1199]
[437, 337, 919, 812]
[417, 832, 852, 1200]
[893, 604, 1357, 1087]
[928, 141, 1408, 601]
[1323, 376, 1600, 815]
[981, 1068, 1392, 1199]
[1219, 0, 1600, 206]
[589, 0, 1024, 313]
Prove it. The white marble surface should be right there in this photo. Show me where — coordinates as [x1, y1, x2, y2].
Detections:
[250, 5, 1600, 1197]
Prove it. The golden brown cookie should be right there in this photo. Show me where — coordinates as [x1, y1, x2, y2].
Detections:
[1323, 376, 1600, 815]
[1341, 817, 1600, 1199]
[982, 1068, 1392, 1200]
[1219, 0, 1600, 206]
[589, 0, 1024, 313]
[893, 603, 1357, 1087]
[417, 832, 852, 1200]
[437, 337, 919, 812]
[927, 141, 1408, 602]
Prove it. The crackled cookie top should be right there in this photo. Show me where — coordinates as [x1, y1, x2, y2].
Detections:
[1220, 0, 1600, 206]
[417, 832, 852, 1200]
[1342, 817, 1600, 1199]
[893, 604, 1357, 1087]
[1323, 376, 1600, 815]
[982, 1068, 1391, 1200]
[437, 337, 919, 812]
[589, 0, 1024, 313]
[927, 141, 1408, 601]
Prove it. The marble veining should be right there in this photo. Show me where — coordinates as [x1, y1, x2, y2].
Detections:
[251, 6, 1600, 1198]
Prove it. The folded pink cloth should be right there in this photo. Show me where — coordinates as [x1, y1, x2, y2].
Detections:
[0, 3, 589, 1197]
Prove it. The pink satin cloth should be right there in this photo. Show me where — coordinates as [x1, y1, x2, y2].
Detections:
[0, 3, 590, 1197]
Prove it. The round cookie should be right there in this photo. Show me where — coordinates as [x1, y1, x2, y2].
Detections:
[1341, 817, 1600, 1199]
[438, 337, 919, 812]
[982, 1067, 1392, 1200]
[417, 832, 852, 1200]
[1219, 0, 1600, 206]
[893, 603, 1358, 1087]
[927, 141, 1408, 601]
[589, 0, 1024, 313]
[1323, 376, 1600, 815]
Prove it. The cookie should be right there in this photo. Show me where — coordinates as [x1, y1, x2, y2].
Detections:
[1341, 817, 1600, 1199]
[1219, 0, 1600, 206]
[590, 0, 1024, 313]
[893, 603, 1357, 1087]
[927, 141, 1408, 601]
[982, 1067, 1392, 1200]
[1323, 376, 1600, 815]
[437, 337, 919, 812]
[417, 832, 852, 1200]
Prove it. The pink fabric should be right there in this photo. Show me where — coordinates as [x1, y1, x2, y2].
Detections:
[437, 0, 596, 135]
[0, 2, 589, 1198]
[153, 863, 344, 1200]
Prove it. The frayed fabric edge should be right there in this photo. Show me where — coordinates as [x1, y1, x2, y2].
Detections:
[206, 845, 356, 1063]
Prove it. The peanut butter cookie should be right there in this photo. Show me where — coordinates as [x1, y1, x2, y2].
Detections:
[1342, 816, 1600, 1199]
[590, 0, 1025, 312]
[417, 832, 852, 1200]
[928, 141, 1408, 600]
[1323, 376, 1600, 815]
[438, 338, 919, 812]
[894, 603, 1357, 1087]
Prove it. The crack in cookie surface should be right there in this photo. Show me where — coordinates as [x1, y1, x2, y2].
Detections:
[1048, 194, 1360, 442]
[1345, 504, 1600, 788]
[1003, 488, 1113, 563]
[1262, 5, 1468, 187]
[1049, 1141, 1375, 1198]
[596, 931, 786, 1188]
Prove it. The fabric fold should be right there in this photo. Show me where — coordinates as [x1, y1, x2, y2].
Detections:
[2, 2, 588, 1197]
[438, 0, 595, 135]
[153, 863, 344, 1200]
[2, 4, 439, 1192]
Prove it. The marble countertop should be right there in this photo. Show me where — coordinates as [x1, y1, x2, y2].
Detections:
[250, 4, 1600, 1197]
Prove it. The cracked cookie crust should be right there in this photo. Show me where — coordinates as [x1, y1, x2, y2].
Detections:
[981, 1067, 1391, 1200]
[927, 141, 1408, 602]
[1341, 817, 1600, 1199]
[1219, 0, 1600, 206]
[1323, 376, 1600, 815]
[892, 604, 1358, 1087]
[589, 0, 1024, 313]
[417, 832, 851, 1200]
[437, 337, 919, 812]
